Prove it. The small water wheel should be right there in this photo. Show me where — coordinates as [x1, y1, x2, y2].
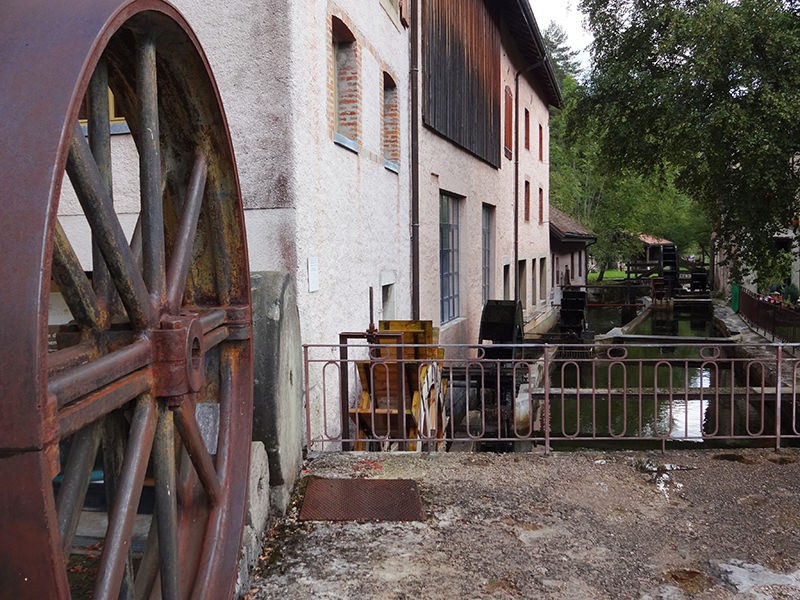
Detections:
[0, 1, 253, 598]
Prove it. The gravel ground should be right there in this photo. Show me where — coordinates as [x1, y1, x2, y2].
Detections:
[246, 448, 800, 600]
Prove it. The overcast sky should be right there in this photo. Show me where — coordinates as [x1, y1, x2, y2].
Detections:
[528, 0, 593, 69]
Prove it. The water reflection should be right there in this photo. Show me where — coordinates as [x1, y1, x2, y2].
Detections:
[550, 305, 728, 442]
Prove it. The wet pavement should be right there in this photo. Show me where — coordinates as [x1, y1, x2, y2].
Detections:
[245, 448, 800, 600]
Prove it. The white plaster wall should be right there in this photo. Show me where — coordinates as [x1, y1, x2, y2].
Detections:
[417, 18, 555, 347]
[289, 0, 412, 346]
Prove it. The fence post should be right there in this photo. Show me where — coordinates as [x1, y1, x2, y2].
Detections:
[543, 345, 551, 455]
[339, 334, 351, 451]
[304, 344, 313, 452]
[775, 344, 782, 451]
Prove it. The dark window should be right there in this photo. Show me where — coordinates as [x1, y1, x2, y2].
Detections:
[538, 187, 544, 224]
[504, 86, 513, 160]
[524, 181, 531, 222]
[482, 205, 494, 304]
[539, 124, 544, 161]
[524, 109, 530, 150]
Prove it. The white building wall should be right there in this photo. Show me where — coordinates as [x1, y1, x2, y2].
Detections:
[174, 0, 411, 347]
[417, 21, 555, 347]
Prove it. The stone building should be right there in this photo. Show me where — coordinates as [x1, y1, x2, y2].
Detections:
[549, 205, 596, 303]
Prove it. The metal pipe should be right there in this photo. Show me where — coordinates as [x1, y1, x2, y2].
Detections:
[410, 0, 420, 320]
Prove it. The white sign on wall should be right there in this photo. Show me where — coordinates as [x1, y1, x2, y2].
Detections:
[307, 256, 320, 293]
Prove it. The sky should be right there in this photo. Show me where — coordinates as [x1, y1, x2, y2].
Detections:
[528, 0, 593, 69]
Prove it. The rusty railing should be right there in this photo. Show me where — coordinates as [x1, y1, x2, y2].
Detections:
[303, 341, 800, 453]
[737, 286, 800, 343]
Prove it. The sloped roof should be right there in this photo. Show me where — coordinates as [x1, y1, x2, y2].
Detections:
[490, 0, 563, 107]
[639, 233, 674, 246]
[549, 206, 596, 242]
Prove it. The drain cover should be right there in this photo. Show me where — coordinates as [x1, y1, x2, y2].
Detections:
[299, 477, 424, 522]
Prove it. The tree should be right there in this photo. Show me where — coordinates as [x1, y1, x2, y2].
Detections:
[543, 22, 582, 85]
[545, 32, 711, 279]
[577, 0, 800, 278]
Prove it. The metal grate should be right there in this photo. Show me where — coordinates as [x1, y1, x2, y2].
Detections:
[299, 477, 424, 522]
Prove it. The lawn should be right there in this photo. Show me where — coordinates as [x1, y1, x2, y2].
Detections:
[587, 269, 628, 283]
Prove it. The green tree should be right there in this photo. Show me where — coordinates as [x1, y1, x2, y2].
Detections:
[543, 22, 582, 85]
[577, 0, 800, 277]
[546, 33, 711, 279]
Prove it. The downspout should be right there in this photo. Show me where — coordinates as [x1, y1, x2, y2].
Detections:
[410, 0, 421, 320]
[513, 58, 546, 304]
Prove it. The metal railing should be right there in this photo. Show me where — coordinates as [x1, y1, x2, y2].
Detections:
[303, 341, 800, 453]
[737, 286, 800, 343]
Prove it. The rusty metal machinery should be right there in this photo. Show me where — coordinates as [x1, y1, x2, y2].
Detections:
[0, 1, 253, 598]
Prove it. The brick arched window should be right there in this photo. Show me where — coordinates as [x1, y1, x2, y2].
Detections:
[382, 72, 399, 169]
[331, 17, 358, 143]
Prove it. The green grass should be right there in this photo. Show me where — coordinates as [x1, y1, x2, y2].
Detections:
[587, 269, 628, 283]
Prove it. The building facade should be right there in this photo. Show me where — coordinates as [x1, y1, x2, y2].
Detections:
[415, 0, 562, 347]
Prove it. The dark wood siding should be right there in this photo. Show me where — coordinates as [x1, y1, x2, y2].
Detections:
[422, 0, 500, 167]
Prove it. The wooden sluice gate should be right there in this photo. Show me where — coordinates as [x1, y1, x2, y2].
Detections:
[349, 320, 448, 451]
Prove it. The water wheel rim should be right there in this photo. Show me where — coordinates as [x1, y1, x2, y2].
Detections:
[0, 2, 253, 598]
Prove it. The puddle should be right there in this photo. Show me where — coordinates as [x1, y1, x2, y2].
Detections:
[713, 560, 800, 598]
[634, 459, 695, 498]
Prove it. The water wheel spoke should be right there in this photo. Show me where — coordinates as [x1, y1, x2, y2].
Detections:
[101, 410, 137, 599]
[67, 123, 152, 330]
[52, 219, 102, 328]
[59, 370, 152, 440]
[49, 338, 151, 408]
[174, 402, 222, 505]
[130, 214, 143, 272]
[137, 33, 166, 306]
[94, 395, 157, 600]
[166, 152, 208, 314]
[153, 406, 180, 599]
[48, 341, 97, 376]
[189, 344, 249, 596]
[88, 57, 114, 315]
[56, 421, 103, 554]
[134, 514, 160, 600]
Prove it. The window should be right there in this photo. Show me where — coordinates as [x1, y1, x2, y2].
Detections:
[524, 181, 531, 222]
[531, 259, 537, 303]
[503, 264, 510, 300]
[382, 72, 399, 170]
[382, 283, 395, 320]
[538, 187, 544, 224]
[524, 109, 530, 150]
[539, 257, 546, 300]
[482, 205, 494, 304]
[332, 17, 358, 145]
[504, 86, 513, 160]
[78, 88, 128, 134]
[518, 260, 527, 308]
[539, 124, 544, 161]
[440, 193, 460, 324]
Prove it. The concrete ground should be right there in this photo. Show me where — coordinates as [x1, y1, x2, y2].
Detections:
[245, 447, 800, 600]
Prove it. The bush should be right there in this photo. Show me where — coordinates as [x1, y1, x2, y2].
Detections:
[782, 282, 799, 305]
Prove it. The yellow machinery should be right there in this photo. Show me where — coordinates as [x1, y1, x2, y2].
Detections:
[351, 321, 447, 450]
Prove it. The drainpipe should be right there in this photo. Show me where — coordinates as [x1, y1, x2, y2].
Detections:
[514, 58, 546, 303]
[409, 0, 421, 320]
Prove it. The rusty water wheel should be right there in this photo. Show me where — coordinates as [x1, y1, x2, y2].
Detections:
[0, 1, 253, 598]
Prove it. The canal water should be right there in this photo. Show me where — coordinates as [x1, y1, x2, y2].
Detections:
[549, 304, 730, 442]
